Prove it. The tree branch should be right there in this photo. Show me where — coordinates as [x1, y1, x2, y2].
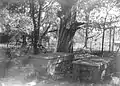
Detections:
[75, 27, 82, 30]
[30, 0, 36, 29]
[48, 29, 58, 33]
[72, 22, 85, 31]
[75, 21, 86, 27]
[37, 0, 42, 30]
[70, 21, 85, 28]
[40, 23, 51, 40]
[42, 0, 55, 10]
[88, 35, 96, 39]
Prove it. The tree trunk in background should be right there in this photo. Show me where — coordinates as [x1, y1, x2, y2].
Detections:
[33, 30, 39, 54]
[30, 0, 38, 54]
[90, 38, 93, 51]
[109, 28, 112, 52]
[84, 28, 88, 48]
[22, 34, 27, 47]
[112, 28, 115, 51]
[31, 31, 34, 45]
[30, 0, 43, 54]
[101, 29, 105, 53]
[84, 14, 89, 48]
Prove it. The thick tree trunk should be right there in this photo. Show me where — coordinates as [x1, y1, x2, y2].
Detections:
[57, 16, 77, 53]
[56, 0, 85, 53]
[57, 28, 74, 53]
[56, 15, 85, 53]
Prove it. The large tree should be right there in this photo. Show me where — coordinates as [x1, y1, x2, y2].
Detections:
[56, 0, 85, 53]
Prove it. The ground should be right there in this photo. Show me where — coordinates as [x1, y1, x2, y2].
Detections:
[0, 44, 118, 86]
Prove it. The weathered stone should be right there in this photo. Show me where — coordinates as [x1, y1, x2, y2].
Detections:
[72, 56, 114, 82]
[46, 52, 74, 78]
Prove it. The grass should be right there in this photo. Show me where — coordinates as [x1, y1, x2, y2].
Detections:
[0, 44, 119, 86]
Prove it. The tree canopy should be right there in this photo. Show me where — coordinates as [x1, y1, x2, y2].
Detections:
[0, 0, 120, 52]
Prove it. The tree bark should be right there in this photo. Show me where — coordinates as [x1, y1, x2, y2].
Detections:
[109, 28, 112, 52]
[56, 0, 85, 53]
[22, 34, 27, 47]
[84, 28, 88, 48]
[101, 29, 105, 53]
[56, 13, 79, 53]
[56, 10, 85, 53]
[33, 30, 39, 54]
[37, 0, 43, 44]
[57, 26, 75, 53]
[57, 10, 73, 53]
[30, 0, 43, 54]
[84, 14, 89, 48]
[30, 0, 39, 54]
[112, 28, 115, 51]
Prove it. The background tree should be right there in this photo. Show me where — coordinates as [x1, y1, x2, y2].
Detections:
[87, 0, 120, 52]
[0, 0, 120, 54]
[0, 0, 59, 54]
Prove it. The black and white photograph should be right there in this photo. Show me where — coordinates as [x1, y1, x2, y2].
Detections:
[0, 0, 120, 86]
